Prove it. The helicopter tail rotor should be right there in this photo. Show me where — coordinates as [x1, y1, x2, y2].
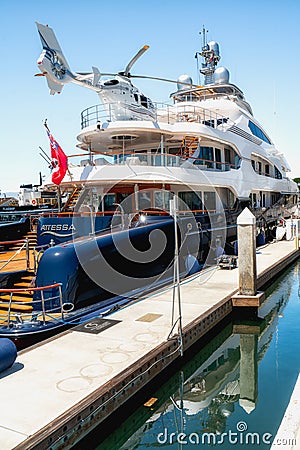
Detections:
[36, 22, 74, 94]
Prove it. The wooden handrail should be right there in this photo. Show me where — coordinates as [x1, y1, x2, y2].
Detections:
[0, 239, 27, 245]
[0, 283, 62, 293]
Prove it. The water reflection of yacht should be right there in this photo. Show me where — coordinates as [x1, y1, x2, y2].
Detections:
[109, 271, 294, 450]
[169, 280, 291, 419]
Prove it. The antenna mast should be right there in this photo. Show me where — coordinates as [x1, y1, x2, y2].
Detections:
[197, 25, 221, 85]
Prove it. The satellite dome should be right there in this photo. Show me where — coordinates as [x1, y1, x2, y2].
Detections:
[214, 66, 230, 84]
[177, 74, 193, 90]
[208, 41, 220, 56]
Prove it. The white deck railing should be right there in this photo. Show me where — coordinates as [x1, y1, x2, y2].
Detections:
[80, 102, 235, 131]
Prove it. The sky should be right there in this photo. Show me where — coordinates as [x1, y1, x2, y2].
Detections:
[0, 0, 299, 193]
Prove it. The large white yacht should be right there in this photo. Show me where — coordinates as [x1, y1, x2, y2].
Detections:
[35, 23, 298, 249]
[0, 24, 297, 344]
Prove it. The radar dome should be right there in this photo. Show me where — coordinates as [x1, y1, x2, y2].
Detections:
[214, 66, 230, 84]
[177, 74, 193, 90]
[208, 41, 220, 56]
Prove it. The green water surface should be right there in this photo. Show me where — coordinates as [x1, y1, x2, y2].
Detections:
[90, 262, 300, 450]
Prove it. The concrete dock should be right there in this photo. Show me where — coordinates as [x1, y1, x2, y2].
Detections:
[0, 239, 299, 450]
[271, 373, 300, 449]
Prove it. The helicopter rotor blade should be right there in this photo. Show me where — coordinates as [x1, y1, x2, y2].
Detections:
[123, 45, 149, 77]
[130, 74, 202, 88]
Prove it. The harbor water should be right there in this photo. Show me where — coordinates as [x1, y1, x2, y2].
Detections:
[79, 261, 300, 450]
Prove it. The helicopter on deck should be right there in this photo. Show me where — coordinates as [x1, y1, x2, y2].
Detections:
[36, 22, 157, 121]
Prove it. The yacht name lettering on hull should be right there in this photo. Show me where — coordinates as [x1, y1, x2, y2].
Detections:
[40, 223, 76, 237]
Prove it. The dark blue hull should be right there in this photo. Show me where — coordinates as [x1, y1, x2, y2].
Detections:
[0, 217, 30, 242]
[0, 210, 243, 346]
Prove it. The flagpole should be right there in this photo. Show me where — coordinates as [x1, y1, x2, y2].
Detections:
[57, 185, 61, 212]
[44, 119, 50, 133]
[44, 119, 68, 210]
[44, 119, 60, 211]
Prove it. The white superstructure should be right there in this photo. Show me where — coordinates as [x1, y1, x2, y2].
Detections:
[36, 23, 298, 227]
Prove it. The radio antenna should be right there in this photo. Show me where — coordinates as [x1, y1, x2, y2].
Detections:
[199, 25, 209, 50]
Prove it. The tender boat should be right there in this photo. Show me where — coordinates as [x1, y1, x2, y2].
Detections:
[0, 24, 298, 346]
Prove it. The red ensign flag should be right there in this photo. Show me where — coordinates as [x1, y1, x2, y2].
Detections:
[45, 128, 68, 185]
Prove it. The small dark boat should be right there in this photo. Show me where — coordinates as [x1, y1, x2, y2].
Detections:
[0, 217, 30, 242]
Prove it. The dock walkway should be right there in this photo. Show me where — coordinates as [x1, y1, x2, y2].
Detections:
[0, 240, 298, 450]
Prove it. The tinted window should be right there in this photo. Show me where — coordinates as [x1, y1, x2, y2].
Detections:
[198, 146, 214, 168]
[178, 192, 203, 211]
[274, 166, 282, 179]
[248, 121, 271, 144]
[140, 95, 148, 108]
[203, 192, 216, 211]
[215, 148, 222, 170]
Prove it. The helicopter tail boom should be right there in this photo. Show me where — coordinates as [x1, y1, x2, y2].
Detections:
[36, 22, 75, 94]
[36, 22, 100, 94]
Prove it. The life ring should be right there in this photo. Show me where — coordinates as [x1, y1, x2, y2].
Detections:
[31, 199, 37, 206]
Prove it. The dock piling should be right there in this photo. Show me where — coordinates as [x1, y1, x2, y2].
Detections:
[232, 207, 265, 307]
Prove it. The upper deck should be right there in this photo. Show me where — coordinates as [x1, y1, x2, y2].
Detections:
[171, 83, 253, 115]
[77, 100, 262, 156]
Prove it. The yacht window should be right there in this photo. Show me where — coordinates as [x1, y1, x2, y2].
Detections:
[178, 191, 203, 211]
[154, 191, 173, 210]
[103, 193, 116, 211]
[227, 190, 235, 209]
[116, 192, 130, 204]
[250, 193, 257, 208]
[134, 93, 139, 102]
[248, 121, 271, 144]
[203, 192, 216, 211]
[224, 148, 240, 169]
[225, 148, 232, 167]
[115, 153, 131, 164]
[138, 191, 151, 210]
[215, 148, 222, 170]
[224, 148, 231, 163]
[274, 166, 283, 179]
[258, 162, 262, 175]
[251, 160, 255, 170]
[265, 164, 270, 176]
[198, 146, 214, 168]
[234, 154, 241, 169]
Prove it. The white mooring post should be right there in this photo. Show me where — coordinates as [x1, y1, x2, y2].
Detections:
[237, 207, 257, 296]
[232, 207, 265, 307]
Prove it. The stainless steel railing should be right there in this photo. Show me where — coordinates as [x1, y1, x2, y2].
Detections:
[80, 102, 235, 130]
[0, 239, 30, 271]
[0, 283, 67, 327]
